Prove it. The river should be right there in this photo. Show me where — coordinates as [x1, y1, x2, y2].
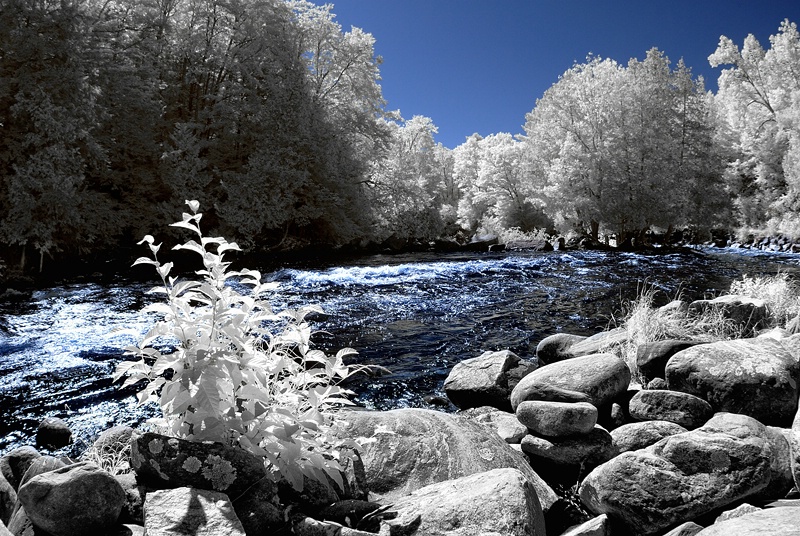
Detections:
[1, 246, 799, 454]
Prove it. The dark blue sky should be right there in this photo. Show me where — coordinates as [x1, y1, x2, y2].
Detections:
[328, 1, 800, 148]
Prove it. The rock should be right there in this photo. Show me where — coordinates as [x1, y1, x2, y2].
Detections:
[35, 417, 72, 449]
[444, 350, 531, 411]
[331, 408, 558, 511]
[293, 516, 376, 535]
[460, 407, 528, 443]
[0, 472, 15, 527]
[516, 401, 598, 437]
[689, 295, 769, 333]
[511, 383, 593, 405]
[714, 503, 761, 523]
[112, 525, 144, 536]
[636, 340, 699, 383]
[130, 432, 269, 499]
[17, 461, 125, 536]
[694, 507, 800, 535]
[0, 519, 11, 536]
[115, 472, 146, 525]
[93, 425, 135, 454]
[0, 447, 40, 491]
[143, 487, 245, 536]
[6, 505, 33, 536]
[18, 455, 67, 488]
[521, 425, 614, 470]
[277, 444, 367, 509]
[568, 328, 629, 357]
[235, 479, 284, 535]
[319, 499, 388, 532]
[646, 377, 668, 390]
[560, 514, 609, 536]
[662, 521, 703, 536]
[579, 413, 773, 535]
[506, 239, 553, 252]
[382, 468, 546, 536]
[511, 353, 631, 411]
[792, 406, 800, 492]
[536, 333, 587, 364]
[628, 389, 713, 429]
[665, 338, 800, 426]
[755, 426, 796, 501]
[659, 300, 689, 315]
[610, 420, 687, 454]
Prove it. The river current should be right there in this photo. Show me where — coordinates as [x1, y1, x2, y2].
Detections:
[1, 246, 799, 454]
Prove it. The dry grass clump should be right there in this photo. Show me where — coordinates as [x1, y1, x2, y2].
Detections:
[729, 272, 800, 328]
[79, 436, 132, 476]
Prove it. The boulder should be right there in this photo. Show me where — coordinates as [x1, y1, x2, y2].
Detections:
[516, 401, 598, 437]
[536, 333, 587, 364]
[665, 338, 800, 426]
[444, 350, 532, 411]
[0, 447, 40, 491]
[17, 461, 125, 536]
[382, 468, 545, 536]
[568, 328, 629, 357]
[646, 377, 668, 390]
[560, 514, 609, 536]
[331, 408, 558, 511]
[115, 472, 146, 525]
[0, 520, 11, 536]
[511, 353, 631, 411]
[663, 522, 703, 536]
[130, 432, 269, 498]
[636, 340, 699, 383]
[628, 389, 713, 429]
[688, 295, 769, 333]
[0, 473, 14, 527]
[520, 425, 614, 469]
[714, 503, 761, 523]
[35, 417, 72, 449]
[143, 487, 245, 536]
[694, 507, 800, 535]
[460, 407, 528, 443]
[93, 425, 135, 454]
[792, 406, 800, 492]
[18, 455, 67, 488]
[610, 421, 687, 454]
[755, 426, 796, 501]
[579, 413, 773, 535]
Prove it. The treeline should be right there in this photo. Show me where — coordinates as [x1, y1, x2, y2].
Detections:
[1, 0, 799, 274]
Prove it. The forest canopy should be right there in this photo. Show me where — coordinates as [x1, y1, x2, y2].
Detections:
[1, 0, 799, 272]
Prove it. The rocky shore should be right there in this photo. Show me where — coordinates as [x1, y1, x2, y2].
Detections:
[2, 295, 800, 535]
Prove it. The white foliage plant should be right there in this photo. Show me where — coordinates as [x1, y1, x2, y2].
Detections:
[114, 200, 363, 491]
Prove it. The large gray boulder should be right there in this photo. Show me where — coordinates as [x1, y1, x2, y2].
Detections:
[0, 447, 40, 491]
[636, 340, 699, 383]
[0, 473, 15, 527]
[579, 413, 773, 535]
[694, 507, 800, 535]
[665, 338, 800, 426]
[520, 425, 614, 469]
[17, 461, 125, 536]
[444, 350, 535, 411]
[144, 487, 245, 536]
[516, 401, 598, 437]
[536, 333, 587, 364]
[331, 408, 558, 511]
[511, 353, 631, 411]
[610, 421, 687, 454]
[35, 417, 72, 450]
[628, 389, 713, 429]
[382, 468, 546, 536]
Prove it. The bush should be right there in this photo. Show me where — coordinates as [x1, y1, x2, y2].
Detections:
[114, 201, 363, 491]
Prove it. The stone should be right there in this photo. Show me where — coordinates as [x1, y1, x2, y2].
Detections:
[688, 295, 769, 333]
[0, 447, 40, 491]
[511, 353, 631, 411]
[0, 519, 11, 536]
[520, 425, 614, 469]
[628, 389, 713, 429]
[112, 525, 145, 536]
[444, 350, 529, 411]
[331, 408, 558, 511]
[35, 417, 72, 449]
[6, 505, 33, 536]
[516, 401, 598, 437]
[646, 377, 668, 390]
[115, 472, 146, 525]
[461, 407, 528, 443]
[754, 426, 796, 501]
[714, 503, 761, 523]
[382, 468, 546, 536]
[610, 421, 687, 454]
[511, 383, 592, 404]
[536, 333, 587, 364]
[143, 487, 245, 536]
[665, 338, 800, 426]
[0, 472, 15, 527]
[560, 514, 609, 536]
[694, 507, 800, 535]
[635, 340, 699, 383]
[17, 461, 125, 536]
[579, 413, 773, 535]
[568, 328, 629, 357]
[662, 522, 703, 536]
[792, 406, 800, 492]
[93, 425, 135, 454]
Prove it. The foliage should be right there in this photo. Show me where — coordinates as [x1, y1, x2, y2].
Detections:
[729, 272, 800, 327]
[114, 201, 363, 491]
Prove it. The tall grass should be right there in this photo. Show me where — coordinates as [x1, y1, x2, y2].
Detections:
[729, 273, 800, 328]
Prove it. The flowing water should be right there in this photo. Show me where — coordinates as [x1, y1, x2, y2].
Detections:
[1, 246, 799, 454]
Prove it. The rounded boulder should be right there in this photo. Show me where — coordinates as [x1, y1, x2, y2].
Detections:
[516, 401, 597, 437]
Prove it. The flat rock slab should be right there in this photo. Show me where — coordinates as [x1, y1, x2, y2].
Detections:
[628, 389, 713, 429]
[332, 408, 558, 511]
[665, 338, 800, 426]
[384, 468, 546, 536]
[144, 487, 245, 536]
[579, 413, 773, 535]
[511, 353, 630, 411]
[521, 425, 613, 468]
[694, 507, 800, 535]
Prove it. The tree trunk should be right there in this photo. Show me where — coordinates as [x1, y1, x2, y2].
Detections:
[590, 220, 599, 241]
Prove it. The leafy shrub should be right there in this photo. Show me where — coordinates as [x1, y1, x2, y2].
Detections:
[115, 201, 362, 491]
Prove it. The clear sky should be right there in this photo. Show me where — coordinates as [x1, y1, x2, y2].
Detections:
[327, 1, 800, 149]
